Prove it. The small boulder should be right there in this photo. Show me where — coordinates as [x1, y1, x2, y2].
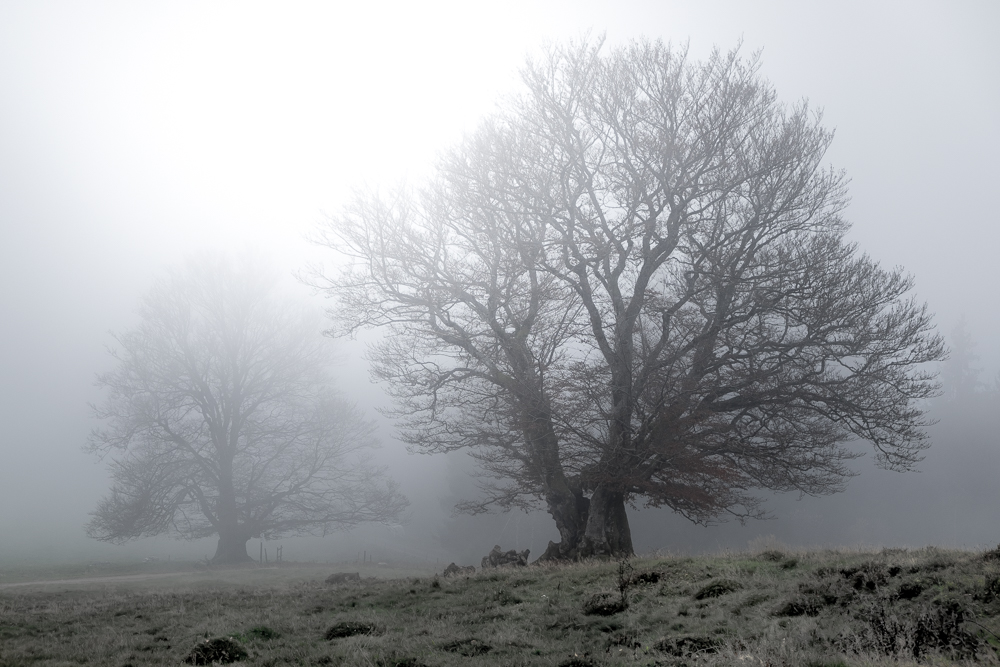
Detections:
[325, 572, 361, 584]
[443, 562, 476, 576]
[480, 545, 529, 569]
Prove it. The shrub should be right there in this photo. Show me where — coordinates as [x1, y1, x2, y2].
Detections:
[981, 574, 1000, 602]
[859, 597, 978, 659]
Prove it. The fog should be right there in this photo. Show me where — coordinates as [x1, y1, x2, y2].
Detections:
[1, 1, 997, 566]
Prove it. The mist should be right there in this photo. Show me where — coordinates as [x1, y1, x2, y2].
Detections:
[1, 1, 997, 568]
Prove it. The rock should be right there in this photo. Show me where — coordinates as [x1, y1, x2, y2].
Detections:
[443, 562, 476, 576]
[325, 572, 361, 584]
[480, 544, 530, 569]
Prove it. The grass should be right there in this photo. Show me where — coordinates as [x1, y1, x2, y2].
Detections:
[1, 548, 999, 665]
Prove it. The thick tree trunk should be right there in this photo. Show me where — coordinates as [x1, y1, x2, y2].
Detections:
[602, 489, 633, 556]
[213, 451, 251, 563]
[537, 483, 590, 561]
[580, 485, 634, 557]
[515, 394, 592, 562]
[212, 529, 252, 563]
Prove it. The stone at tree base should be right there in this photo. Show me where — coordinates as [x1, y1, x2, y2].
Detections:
[443, 562, 476, 576]
[480, 544, 530, 569]
[325, 572, 361, 584]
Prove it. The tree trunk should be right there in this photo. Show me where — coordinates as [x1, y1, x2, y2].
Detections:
[212, 529, 252, 563]
[517, 396, 593, 562]
[213, 451, 251, 563]
[580, 485, 634, 557]
[537, 483, 590, 561]
[602, 489, 633, 556]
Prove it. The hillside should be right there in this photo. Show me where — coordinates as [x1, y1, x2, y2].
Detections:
[1, 547, 999, 666]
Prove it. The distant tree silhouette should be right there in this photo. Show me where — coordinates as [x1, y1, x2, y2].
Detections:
[942, 317, 982, 400]
[87, 257, 407, 562]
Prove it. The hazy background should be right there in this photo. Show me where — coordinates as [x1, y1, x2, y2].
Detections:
[1, 1, 997, 566]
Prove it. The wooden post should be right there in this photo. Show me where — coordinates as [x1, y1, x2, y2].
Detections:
[260, 542, 263, 564]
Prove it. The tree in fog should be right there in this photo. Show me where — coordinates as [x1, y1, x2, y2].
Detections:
[314, 39, 944, 559]
[87, 257, 407, 563]
[942, 317, 981, 401]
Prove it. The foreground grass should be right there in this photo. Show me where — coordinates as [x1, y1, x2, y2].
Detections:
[2, 548, 1000, 666]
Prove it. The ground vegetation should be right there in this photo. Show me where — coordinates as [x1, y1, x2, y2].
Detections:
[1, 547, 998, 665]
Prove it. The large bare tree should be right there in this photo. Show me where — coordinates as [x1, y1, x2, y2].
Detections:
[88, 257, 407, 562]
[315, 39, 943, 559]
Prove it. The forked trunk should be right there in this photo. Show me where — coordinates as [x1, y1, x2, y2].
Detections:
[537, 485, 634, 561]
[580, 485, 634, 557]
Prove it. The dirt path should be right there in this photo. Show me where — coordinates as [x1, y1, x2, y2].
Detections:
[0, 567, 290, 589]
[0, 563, 434, 590]
[0, 571, 196, 588]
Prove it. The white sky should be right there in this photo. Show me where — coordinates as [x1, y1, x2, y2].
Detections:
[0, 0, 997, 559]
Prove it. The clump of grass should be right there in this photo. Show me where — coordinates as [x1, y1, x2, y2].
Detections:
[324, 621, 382, 639]
[628, 570, 661, 585]
[774, 595, 822, 617]
[491, 586, 521, 605]
[694, 578, 742, 599]
[378, 658, 429, 667]
[183, 636, 248, 665]
[440, 637, 491, 656]
[233, 625, 280, 642]
[654, 634, 720, 657]
[582, 592, 627, 616]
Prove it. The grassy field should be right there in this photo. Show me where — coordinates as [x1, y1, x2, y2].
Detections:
[1, 547, 999, 666]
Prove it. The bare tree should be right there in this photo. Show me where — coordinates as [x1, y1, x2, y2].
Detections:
[314, 39, 944, 559]
[87, 256, 407, 563]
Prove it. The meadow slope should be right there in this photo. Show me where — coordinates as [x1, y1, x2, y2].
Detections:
[2, 548, 999, 666]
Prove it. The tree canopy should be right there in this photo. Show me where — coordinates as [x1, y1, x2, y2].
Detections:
[314, 39, 944, 558]
[88, 257, 407, 562]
